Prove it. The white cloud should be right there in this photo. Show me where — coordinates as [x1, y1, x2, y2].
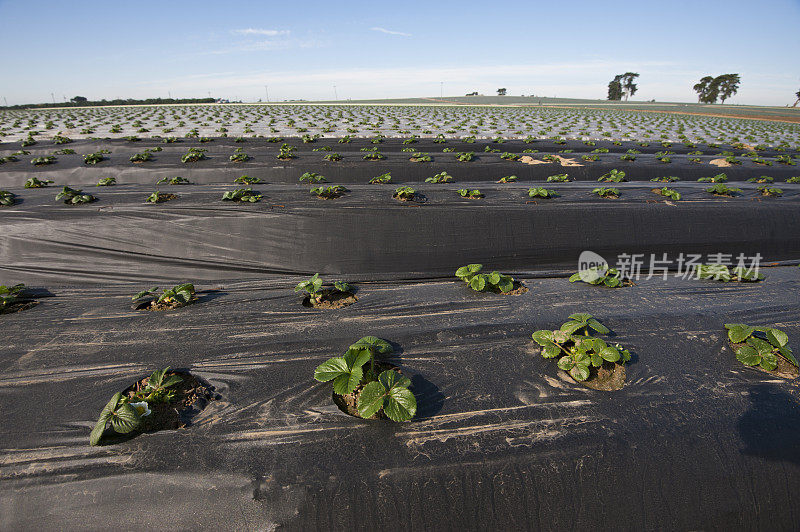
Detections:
[232, 28, 290, 36]
[208, 39, 320, 55]
[371, 27, 411, 37]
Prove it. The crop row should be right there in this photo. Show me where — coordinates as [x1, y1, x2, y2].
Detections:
[2, 268, 796, 445]
[2, 104, 799, 146]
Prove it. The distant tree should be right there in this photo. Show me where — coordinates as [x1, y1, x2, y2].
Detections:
[70, 96, 88, 104]
[620, 72, 639, 101]
[716, 74, 740, 104]
[692, 74, 740, 104]
[607, 73, 638, 101]
[497, 88, 507, 96]
[607, 77, 623, 101]
[794, 89, 800, 107]
[693, 76, 715, 103]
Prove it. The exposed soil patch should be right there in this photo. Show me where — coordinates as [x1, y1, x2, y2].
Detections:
[554, 155, 583, 167]
[561, 361, 627, 391]
[122, 370, 217, 432]
[302, 289, 357, 309]
[729, 341, 798, 379]
[332, 362, 397, 419]
[709, 158, 732, 167]
[0, 300, 38, 315]
[519, 156, 547, 165]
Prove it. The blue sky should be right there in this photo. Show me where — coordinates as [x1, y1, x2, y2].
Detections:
[1, 0, 798, 106]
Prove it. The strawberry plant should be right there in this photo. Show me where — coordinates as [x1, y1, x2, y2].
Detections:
[547, 174, 570, 182]
[410, 152, 432, 162]
[56, 186, 95, 204]
[31, 156, 56, 166]
[457, 188, 483, 199]
[89, 367, 186, 445]
[598, 169, 626, 183]
[362, 151, 386, 160]
[132, 283, 196, 310]
[706, 184, 741, 196]
[593, 187, 620, 199]
[652, 187, 681, 200]
[531, 313, 631, 384]
[229, 152, 250, 163]
[89, 392, 143, 446]
[787, 176, 800, 183]
[620, 154, 636, 161]
[724, 324, 797, 372]
[222, 188, 262, 202]
[314, 336, 416, 421]
[582, 154, 600, 162]
[128, 366, 184, 404]
[0, 191, 16, 206]
[146, 191, 177, 204]
[157, 176, 191, 185]
[234, 175, 262, 184]
[697, 264, 763, 282]
[393, 186, 416, 201]
[747, 176, 773, 183]
[455, 264, 517, 293]
[500, 152, 520, 161]
[181, 148, 207, 163]
[570, 265, 631, 287]
[83, 152, 105, 165]
[651, 176, 679, 183]
[294, 273, 354, 307]
[52, 134, 72, 144]
[323, 152, 342, 161]
[310, 185, 347, 199]
[25, 177, 53, 188]
[528, 187, 558, 199]
[96, 177, 116, 186]
[698, 173, 727, 183]
[425, 172, 453, 183]
[369, 172, 392, 184]
[497, 175, 517, 183]
[300, 172, 326, 183]
[455, 151, 475, 162]
[757, 185, 782, 196]
[130, 152, 152, 163]
[1, 283, 28, 311]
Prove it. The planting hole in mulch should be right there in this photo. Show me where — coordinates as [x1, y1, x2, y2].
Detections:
[149, 193, 177, 203]
[498, 281, 528, 295]
[0, 300, 38, 315]
[132, 297, 198, 312]
[302, 289, 358, 309]
[332, 362, 398, 420]
[122, 370, 217, 433]
[729, 341, 798, 379]
[561, 361, 627, 391]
